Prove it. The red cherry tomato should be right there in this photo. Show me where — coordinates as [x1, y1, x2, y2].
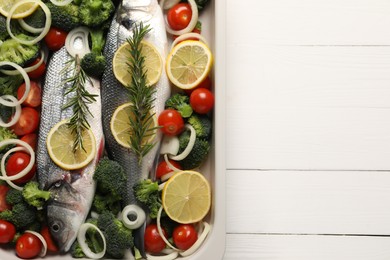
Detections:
[0, 185, 11, 212]
[44, 27, 68, 51]
[158, 109, 184, 136]
[17, 81, 42, 108]
[11, 107, 40, 136]
[144, 224, 167, 254]
[16, 233, 42, 259]
[41, 226, 58, 252]
[5, 152, 36, 185]
[156, 160, 182, 179]
[0, 220, 16, 244]
[19, 133, 38, 151]
[190, 88, 214, 114]
[184, 76, 212, 95]
[27, 58, 46, 79]
[167, 3, 192, 30]
[173, 224, 198, 250]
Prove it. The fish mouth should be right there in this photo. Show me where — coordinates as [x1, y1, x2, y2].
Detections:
[117, 0, 156, 29]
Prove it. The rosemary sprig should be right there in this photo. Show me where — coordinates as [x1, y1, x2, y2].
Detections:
[61, 55, 98, 152]
[126, 22, 159, 164]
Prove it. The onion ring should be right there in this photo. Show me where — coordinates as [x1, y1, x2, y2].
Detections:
[169, 124, 196, 161]
[161, 0, 199, 36]
[171, 32, 209, 50]
[25, 230, 48, 257]
[50, 0, 74, 6]
[77, 223, 106, 259]
[0, 62, 30, 107]
[0, 50, 45, 75]
[0, 95, 21, 127]
[121, 204, 146, 230]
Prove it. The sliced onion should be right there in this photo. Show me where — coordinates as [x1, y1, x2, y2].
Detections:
[0, 50, 45, 75]
[160, 135, 180, 155]
[25, 230, 48, 257]
[65, 27, 91, 58]
[156, 206, 179, 251]
[160, 171, 175, 183]
[179, 222, 210, 257]
[171, 33, 209, 50]
[0, 62, 30, 107]
[6, 0, 52, 45]
[77, 223, 106, 259]
[162, 0, 199, 36]
[0, 139, 35, 181]
[160, 0, 181, 10]
[163, 154, 181, 172]
[0, 96, 21, 127]
[146, 251, 179, 260]
[121, 204, 146, 230]
[50, 0, 73, 6]
[18, 19, 44, 34]
[169, 124, 196, 161]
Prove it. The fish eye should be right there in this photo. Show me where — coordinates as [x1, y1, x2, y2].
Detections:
[51, 221, 62, 233]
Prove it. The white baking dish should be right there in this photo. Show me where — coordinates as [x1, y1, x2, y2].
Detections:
[0, 0, 225, 259]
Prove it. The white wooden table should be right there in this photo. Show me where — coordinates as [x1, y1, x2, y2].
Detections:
[223, 0, 390, 259]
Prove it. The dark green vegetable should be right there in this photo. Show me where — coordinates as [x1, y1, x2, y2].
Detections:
[0, 127, 17, 152]
[187, 113, 212, 138]
[134, 179, 161, 219]
[23, 8, 46, 29]
[0, 202, 37, 229]
[0, 34, 40, 66]
[0, 15, 8, 41]
[178, 129, 210, 169]
[79, 0, 115, 27]
[194, 0, 211, 11]
[22, 181, 51, 209]
[70, 218, 104, 258]
[5, 188, 23, 205]
[165, 93, 193, 118]
[81, 29, 107, 78]
[0, 74, 23, 96]
[46, 2, 80, 32]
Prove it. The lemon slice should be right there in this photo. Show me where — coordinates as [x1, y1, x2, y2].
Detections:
[110, 102, 157, 148]
[162, 170, 211, 224]
[166, 40, 213, 90]
[0, 0, 39, 19]
[46, 120, 96, 170]
[113, 41, 163, 87]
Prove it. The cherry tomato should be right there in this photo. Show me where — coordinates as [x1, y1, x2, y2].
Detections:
[11, 107, 40, 136]
[172, 21, 202, 40]
[0, 185, 11, 212]
[44, 27, 68, 51]
[190, 88, 214, 114]
[167, 3, 192, 30]
[19, 133, 38, 151]
[41, 226, 58, 252]
[173, 224, 198, 250]
[156, 160, 182, 179]
[17, 81, 42, 108]
[27, 58, 46, 79]
[158, 109, 184, 136]
[5, 152, 37, 185]
[144, 224, 167, 254]
[16, 233, 42, 259]
[184, 76, 212, 95]
[0, 220, 16, 244]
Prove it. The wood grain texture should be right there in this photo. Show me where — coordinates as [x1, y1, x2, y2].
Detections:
[224, 234, 390, 260]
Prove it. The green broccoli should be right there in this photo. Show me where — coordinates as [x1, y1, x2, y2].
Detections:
[178, 130, 210, 169]
[134, 179, 161, 219]
[79, 0, 115, 27]
[0, 74, 23, 96]
[23, 8, 45, 29]
[0, 35, 40, 66]
[165, 93, 193, 118]
[0, 15, 8, 41]
[22, 181, 51, 209]
[70, 240, 86, 258]
[70, 218, 104, 258]
[187, 113, 212, 138]
[97, 211, 133, 259]
[46, 2, 80, 32]
[81, 28, 107, 78]
[0, 202, 37, 229]
[92, 193, 121, 215]
[5, 188, 23, 205]
[0, 127, 17, 152]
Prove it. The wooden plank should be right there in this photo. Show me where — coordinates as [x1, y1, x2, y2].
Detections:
[227, 170, 390, 234]
[224, 234, 390, 260]
[226, 46, 390, 170]
[227, 0, 390, 45]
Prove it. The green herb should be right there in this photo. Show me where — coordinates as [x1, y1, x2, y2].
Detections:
[126, 22, 159, 164]
[61, 55, 97, 152]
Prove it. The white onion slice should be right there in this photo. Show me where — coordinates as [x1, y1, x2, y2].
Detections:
[50, 0, 73, 6]
[25, 230, 48, 257]
[169, 124, 196, 161]
[77, 223, 106, 259]
[0, 62, 30, 107]
[6, 0, 52, 45]
[0, 139, 35, 181]
[162, 0, 199, 36]
[170, 33, 209, 50]
[146, 251, 179, 260]
[0, 95, 21, 127]
[179, 222, 210, 257]
[65, 27, 91, 58]
[160, 135, 180, 156]
[121, 204, 146, 230]
[18, 19, 44, 34]
[160, 171, 175, 183]
[156, 206, 179, 251]
[160, 0, 181, 10]
[163, 154, 181, 172]
[0, 50, 45, 75]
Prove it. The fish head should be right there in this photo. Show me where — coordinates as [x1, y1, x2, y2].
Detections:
[46, 179, 84, 252]
[117, 0, 159, 29]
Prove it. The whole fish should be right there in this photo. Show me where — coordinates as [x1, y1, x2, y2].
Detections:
[36, 44, 104, 252]
[101, 0, 170, 255]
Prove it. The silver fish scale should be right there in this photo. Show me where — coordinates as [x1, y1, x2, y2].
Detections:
[101, 0, 170, 206]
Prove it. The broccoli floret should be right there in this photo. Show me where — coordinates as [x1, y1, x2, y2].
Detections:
[0, 15, 8, 41]
[178, 130, 210, 169]
[70, 241, 86, 258]
[97, 211, 133, 259]
[79, 0, 115, 27]
[92, 193, 121, 215]
[134, 179, 161, 219]
[0, 202, 37, 229]
[0, 127, 17, 153]
[81, 52, 106, 78]
[165, 93, 193, 118]
[0, 35, 39, 66]
[0, 74, 23, 96]
[94, 158, 126, 197]
[22, 181, 51, 209]
[23, 8, 45, 29]
[187, 113, 212, 138]
[5, 188, 23, 205]
[46, 2, 80, 32]
[70, 218, 104, 258]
